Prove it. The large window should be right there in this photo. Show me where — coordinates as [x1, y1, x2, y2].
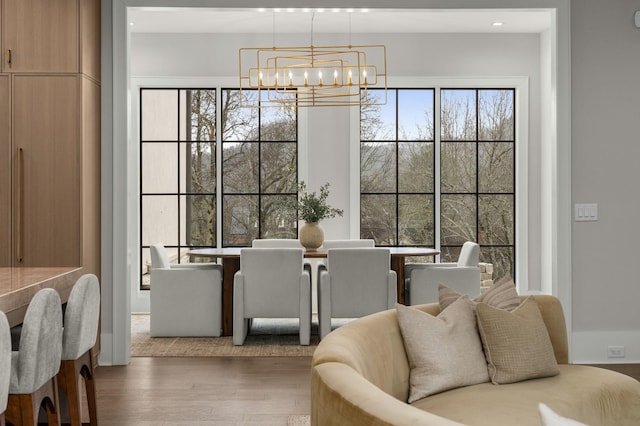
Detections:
[221, 89, 298, 246]
[361, 88, 515, 280]
[360, 89, 435, 247]
[139, 88, 299, 288]
[140, 88, 216, 288]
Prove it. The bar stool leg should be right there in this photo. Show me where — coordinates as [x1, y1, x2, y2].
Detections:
[7, 377, 61, 426]
[59, 351, 97, 426]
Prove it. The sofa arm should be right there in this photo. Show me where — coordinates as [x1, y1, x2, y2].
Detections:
[311, 363, 464, 426]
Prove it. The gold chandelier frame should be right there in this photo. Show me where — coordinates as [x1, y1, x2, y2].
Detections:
[238, 12, 387, 108]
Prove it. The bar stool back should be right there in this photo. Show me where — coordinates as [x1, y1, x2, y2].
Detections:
[58, 274, 100, 426]
[7, 288, 63, 426]
[0, 311, 10, 426]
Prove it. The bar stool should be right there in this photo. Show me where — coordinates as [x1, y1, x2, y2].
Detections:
[57, 274, 100, 426]
[0, 311, 11, 426]
[6, 288, 63, 426]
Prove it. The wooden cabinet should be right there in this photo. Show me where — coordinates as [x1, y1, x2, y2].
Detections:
[0, 0, 100, 274]
[2, 0, 79, 73]
[0, 75, 9, 267]
[13, 75, 80, 266]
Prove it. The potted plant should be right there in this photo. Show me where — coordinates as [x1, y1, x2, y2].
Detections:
[284, 181, 343, 251]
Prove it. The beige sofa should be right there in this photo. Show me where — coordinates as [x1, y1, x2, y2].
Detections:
[311, 295, 640, 425]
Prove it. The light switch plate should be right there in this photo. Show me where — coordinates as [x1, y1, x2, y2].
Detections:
[636, 11, 640, 28]
[575, 203, 598, 221]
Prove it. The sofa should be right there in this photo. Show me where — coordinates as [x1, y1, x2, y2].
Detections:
[311, 295, 640, 425]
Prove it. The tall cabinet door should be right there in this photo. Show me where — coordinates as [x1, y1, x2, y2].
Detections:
[0, 75, 9, 266]
[13, 75, 80, 266]
[3, 0, 79, 72]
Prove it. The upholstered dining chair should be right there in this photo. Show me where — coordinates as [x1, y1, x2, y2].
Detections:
[57, 274, 100, 426]
[0, 311, 10, 426]
[233, 248, 311, 345]
[405, 241, 481, 305]
[150, 243, 223, 337]
[317, 239, 375, 275]
[7, 288, 63, 426]
[251, 238, 303, 248]
[318, 248, 396, 339]
[251, 238, 313, 275]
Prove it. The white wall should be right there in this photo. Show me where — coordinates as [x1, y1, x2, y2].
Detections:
[570, 0, 640, 363]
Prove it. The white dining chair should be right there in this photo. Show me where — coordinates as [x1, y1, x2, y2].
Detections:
[317, 239, 375, 276]
[150, 244, 223, 337]
[233, 248, 311, 345]
[405, 241, 481, 305]
[251, 239, 313, 275]
[318, 248, 396, 339]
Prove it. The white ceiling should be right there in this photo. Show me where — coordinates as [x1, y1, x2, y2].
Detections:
[128, 8, 552, 34]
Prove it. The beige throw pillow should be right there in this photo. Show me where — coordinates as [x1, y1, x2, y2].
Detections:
[396, 297, 489, 402]
[476, 296, 560, 384]
[439, 275, 521, 311]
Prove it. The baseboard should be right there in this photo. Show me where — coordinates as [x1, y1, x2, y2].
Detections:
[572, 330, 640, 364]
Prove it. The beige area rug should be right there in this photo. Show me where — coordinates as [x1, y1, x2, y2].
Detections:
[131, 314, 347, 357]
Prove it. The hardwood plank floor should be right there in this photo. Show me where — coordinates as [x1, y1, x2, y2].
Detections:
[94, 357, 311, 426]
[92, 357, 640, 426]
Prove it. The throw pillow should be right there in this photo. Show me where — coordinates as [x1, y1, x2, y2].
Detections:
[439, 275, 521, 311]
[476, 296, 560, 384]
[396, 297, 489, 402]
[538, 403, 588, 426]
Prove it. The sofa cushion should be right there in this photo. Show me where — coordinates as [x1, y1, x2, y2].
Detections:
[476, 296, 559, 384]
[411, 365, 640, 426]
[439, 275, 520, 311]
[397, 297, 489, 402]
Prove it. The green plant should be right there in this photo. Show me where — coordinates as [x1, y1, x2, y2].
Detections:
[286, 181, 344, 223]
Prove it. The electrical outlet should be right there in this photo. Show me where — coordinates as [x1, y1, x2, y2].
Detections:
[607, 346, 625, 358]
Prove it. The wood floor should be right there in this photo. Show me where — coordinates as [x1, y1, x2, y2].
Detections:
[93, 357, 311, 426]
[91, 357, 640, 426]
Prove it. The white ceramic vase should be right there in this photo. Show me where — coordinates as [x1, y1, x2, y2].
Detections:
[299, 222, 324, 251]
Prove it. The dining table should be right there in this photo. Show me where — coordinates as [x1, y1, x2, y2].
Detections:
[187, 246, 439, 336]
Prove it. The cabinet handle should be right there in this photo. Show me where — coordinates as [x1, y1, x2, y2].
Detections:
[5, 49, 11, 67]
[16, 148, 23, 263]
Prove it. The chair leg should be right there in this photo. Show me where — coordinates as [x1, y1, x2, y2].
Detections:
[6, 377, 61, 426]
[59, 351, 98, 426]
[0, 412, 6, 426]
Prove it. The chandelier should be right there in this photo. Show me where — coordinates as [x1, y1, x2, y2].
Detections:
[238, 13, 387, 108]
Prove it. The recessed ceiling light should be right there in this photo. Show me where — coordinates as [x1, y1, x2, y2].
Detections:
[332, 8, 340, 13]
[287, 8, 294, 13]
[129, 22, 135, 26]
[316, 8, 325, 13]
[257, 8, 266, 13]
[492, 21, 504, 27]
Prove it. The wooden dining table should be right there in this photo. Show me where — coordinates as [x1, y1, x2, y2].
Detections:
[188, 247, 438, 336]
[0, 266, 83, 327]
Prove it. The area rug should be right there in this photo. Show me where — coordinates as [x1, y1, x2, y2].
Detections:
[131, 314, 338, 357]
